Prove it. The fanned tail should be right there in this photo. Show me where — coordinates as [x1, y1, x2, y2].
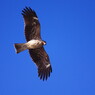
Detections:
[14, 43, 27, 53]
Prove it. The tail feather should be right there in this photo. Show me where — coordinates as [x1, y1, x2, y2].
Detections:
[14, 43, 27, 53]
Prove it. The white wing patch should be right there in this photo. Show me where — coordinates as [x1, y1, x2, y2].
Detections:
[46, 64, 50, 68]
[33, 17, 38, 20]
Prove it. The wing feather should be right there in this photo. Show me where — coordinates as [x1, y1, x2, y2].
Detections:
[29, 47, 52, 80]
[22, 7, 41, 41]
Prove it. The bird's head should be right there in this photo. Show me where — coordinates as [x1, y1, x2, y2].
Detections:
[42, 41, 46, 45]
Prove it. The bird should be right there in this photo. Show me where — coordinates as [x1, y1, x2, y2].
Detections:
[14, 7, 52, 81]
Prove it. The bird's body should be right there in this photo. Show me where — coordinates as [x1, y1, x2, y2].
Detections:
[14, 40, 46, 53]
[26, 39, 46, 49]
[14, 7, 52, 80]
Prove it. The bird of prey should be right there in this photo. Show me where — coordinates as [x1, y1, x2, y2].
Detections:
[14, 7, 52, 81]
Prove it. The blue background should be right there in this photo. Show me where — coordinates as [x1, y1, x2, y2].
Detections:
[0, 0, 95, 95]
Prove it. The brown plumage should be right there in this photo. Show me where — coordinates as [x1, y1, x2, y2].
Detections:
[15, 7, 52, 80]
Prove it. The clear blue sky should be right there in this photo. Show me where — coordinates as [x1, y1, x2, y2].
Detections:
[0, 0, 95, 95]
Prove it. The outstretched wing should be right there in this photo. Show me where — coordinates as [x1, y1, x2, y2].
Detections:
[29, 47, 52, 80]
[22, 7, 41, 41]
[22, 7, 52, 80]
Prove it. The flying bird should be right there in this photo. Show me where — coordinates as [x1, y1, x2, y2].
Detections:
[14, 7, 52, 80]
